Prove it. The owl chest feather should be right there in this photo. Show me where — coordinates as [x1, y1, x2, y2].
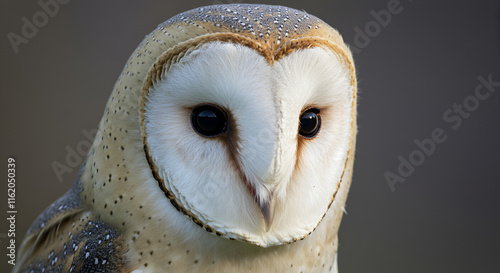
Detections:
[122, 204, 340, 273]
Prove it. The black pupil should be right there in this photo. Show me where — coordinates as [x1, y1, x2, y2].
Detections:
[299, 109, 320, 138]
[197, 110, 219, 132]
[192, 105, 227, 137]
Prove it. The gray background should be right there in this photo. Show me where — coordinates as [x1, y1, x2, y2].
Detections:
[1, 0, 499, 272]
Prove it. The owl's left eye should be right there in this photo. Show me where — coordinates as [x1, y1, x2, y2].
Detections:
[299, 108, 321, 139]
[191, 104, 228, 137]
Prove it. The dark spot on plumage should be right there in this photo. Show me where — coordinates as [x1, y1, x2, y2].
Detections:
[193, 218, 203, 226]
[20, 217, 127, 273]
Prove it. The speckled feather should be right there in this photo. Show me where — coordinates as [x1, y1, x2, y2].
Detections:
[14, 4, 356, 273]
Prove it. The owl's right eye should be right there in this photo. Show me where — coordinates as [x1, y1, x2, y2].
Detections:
[191, 105, 228, 137]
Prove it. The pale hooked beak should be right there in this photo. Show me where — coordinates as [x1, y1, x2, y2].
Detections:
[259, 197, 276, 232]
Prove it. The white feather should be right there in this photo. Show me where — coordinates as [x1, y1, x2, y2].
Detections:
[143, 42, 353, 247]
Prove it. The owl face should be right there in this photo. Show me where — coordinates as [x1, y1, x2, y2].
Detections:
[141, 41, 354, 247]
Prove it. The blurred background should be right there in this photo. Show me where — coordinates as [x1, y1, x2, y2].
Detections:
[1, 0, 499, 272]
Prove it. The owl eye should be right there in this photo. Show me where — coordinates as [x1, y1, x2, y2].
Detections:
[191, 105, 228, 137]
[299, 108, 321, 139]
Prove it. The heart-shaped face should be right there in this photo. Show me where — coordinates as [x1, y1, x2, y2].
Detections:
[140, 33, 356, 247]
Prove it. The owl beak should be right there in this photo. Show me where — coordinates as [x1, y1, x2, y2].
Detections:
[259, 198, 276, 232]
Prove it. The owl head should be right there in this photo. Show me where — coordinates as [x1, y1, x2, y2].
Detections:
[85, 4, 357, 248]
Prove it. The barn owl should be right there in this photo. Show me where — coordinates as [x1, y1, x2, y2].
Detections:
[14, 4, 357, 273]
